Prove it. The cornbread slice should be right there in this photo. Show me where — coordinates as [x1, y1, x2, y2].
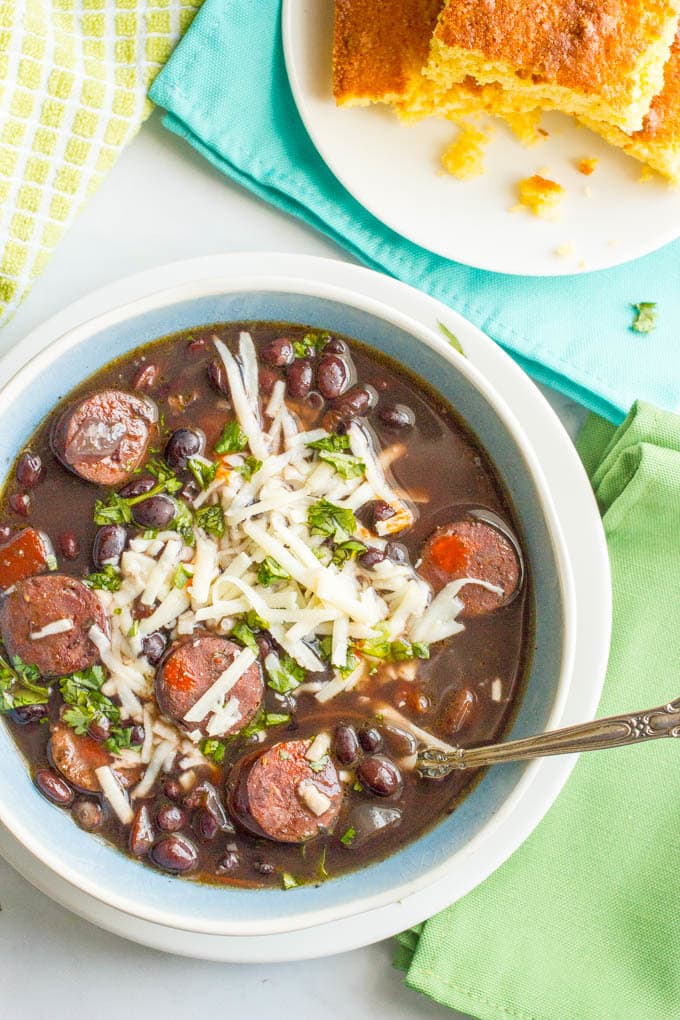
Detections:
[582, 31, 680, 182]
[425, 0, 680, 133]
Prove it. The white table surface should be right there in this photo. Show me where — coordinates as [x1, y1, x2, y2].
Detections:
[0, 112, 587, 1020]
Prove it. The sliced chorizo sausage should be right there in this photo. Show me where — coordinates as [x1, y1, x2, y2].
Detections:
[419, 517, 521, 616]
[0, 574, 108, 676]
[155, 634, 263, 737]
[51, 389, 158, 487]
[228, 738, 343, 844]
[48, 722, 111, 793]
[0, 527, 53, 590]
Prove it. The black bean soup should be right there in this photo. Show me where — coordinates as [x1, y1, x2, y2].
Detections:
[0, 323, 531, 888]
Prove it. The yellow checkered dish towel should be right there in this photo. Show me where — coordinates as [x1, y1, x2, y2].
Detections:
[0, 1, 202, 325]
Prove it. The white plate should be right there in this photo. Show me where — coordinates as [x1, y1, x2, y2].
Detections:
[0, 253, 611, 960]
[283, 0, 680, 275]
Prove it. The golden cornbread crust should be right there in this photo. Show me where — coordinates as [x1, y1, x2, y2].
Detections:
[332, 0, 443, 106]
[582, 32, 680, 181]
[427, 0, 680, 131]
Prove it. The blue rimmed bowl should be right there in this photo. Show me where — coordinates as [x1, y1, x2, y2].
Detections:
[0, 272, 576, 938]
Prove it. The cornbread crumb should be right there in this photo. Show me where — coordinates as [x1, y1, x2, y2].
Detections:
[503, 110, 544, 147]
[441, 124, 489, 179]
[555, 242, 574, 256]
[518, 175, 565, 219]
[578, 158, 598, 176]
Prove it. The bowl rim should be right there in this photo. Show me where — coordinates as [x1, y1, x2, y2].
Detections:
[0, 267, 578, 937]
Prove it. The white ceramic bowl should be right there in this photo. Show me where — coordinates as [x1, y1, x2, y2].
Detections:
[0, 254, 608, 960]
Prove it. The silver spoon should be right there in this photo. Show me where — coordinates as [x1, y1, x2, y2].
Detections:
[417, 696, 680, 778]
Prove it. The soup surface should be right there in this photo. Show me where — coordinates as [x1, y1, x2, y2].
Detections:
[0, 323, 530, 887]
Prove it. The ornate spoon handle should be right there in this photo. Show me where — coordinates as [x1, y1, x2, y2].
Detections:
[417, 696, 680, 779]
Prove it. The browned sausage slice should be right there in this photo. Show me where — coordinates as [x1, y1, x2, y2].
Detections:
[155, 635, 263, 737]
[48, 722, 111, 793]
[0, 527, 53, 590]
[0, 574, 108, 676]
[419, 518, 521, 616]
[228, 739, 342, 843]
[52, 390, 158, 486]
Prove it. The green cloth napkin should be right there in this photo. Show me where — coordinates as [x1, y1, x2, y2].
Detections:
[0, 0, 202, 326]
[149, 0, 680, 424]
[395, 400, 680, 1019]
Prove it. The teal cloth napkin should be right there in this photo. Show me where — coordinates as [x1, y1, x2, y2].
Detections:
[150, 0, 680, 424]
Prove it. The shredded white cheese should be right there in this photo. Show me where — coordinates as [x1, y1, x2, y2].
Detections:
[30, 618, 73, 640]
[95, 766, 134, 824]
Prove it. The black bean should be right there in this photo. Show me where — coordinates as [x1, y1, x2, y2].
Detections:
[163, 778, 182, 801]
[261, 337, 294, 367]
[358, 726, 383, 753]
[59, 530, 80, 559]
[180, 480, 200, 503]
[332, 385, 376, 420]
[317, 354, 350, 400]
[208, 358, 229, 395]
[386, 542, 408, 564]
[9, 493, 30, 516]
[323, 338, 347, 355]
[356, 756, 402, 797]
[164, 427, 205, 471]
[0, 525, 11, 544]
[72, 798, 103, 831]
[16, 452, 43, 488]
[119, 475, 156, 499]
[286, 358, 313, 398]
[194, 809, 219, 841]
[142, 631, 167, 666]
[88, 716, 110, 742]
[255, 632, 274, 659]
[259, 365, 279, 396]
[378, 404, 414, 431]
[93, 523, 127, 567]
[132, 363, 159, 392]
[439, 687, 477, 735]
[10, 702, 47, 725]
[252, 859, 275, 876]
[382, 723, 418, 757]
[151, 834, 198, 873]
[157, 802, 188, 832]
[132, 494, 176, 530]
[333, 724, 360, 766]
[129, 804, 155, 856]
[216, 851, 240, 873]
[36, 769, 74, 806]
[368, 500, 396, 530]
[358, 547, 386, 569]
[129, 724, 145, 745]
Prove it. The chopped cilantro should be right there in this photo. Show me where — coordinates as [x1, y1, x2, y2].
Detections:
[93, 464, 183, 528]
[292, 331, 329, 359]
[231, 620, 259, 653]
[257, 556, 290, 587]
[309, 754, 330, 773]
[438, 320, 465, 355]
[195, 504, 225, 538]
[93, 492, 132, 526]
[245, 610, 269, 630]
[318, 846, 329, 879]
[200, 737, 226, 764]
[281, 871, 299, 890]
[173, 563, 193, 589]
[240, 709, 290, 739]
[145, 457, 183, 494]
[265, 654, 305, 694]
[214, 420, 248, 454]
[236, 456, 263, 481]
[0, 655, 49, 714]
[127, 619, 139, 638]
[84, 564, 122, 592]
[168, 498, 195, 545]
[359, 634, 429, 662]
[58, 665, 139, 755]
[317, 637, 359, 679]
[317, 450, 365, 480]
[188, 457, 218, 490]
[306, 434, 350, 453]
[340, 827, 356, 846]
[331, 539, 367, 567]
[307, 500, 357, 541]
[632, 302, 657, 334]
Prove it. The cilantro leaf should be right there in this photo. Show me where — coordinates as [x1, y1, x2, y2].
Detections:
[195, 504, 225, 538]
[173, 563, 193, 589]
[240, 709, 290, 740]
[93, 493, 132, 526]
[236, 456, 262, 481]
[317, 637, 359, 679]
[58, 665, 140, 755]
[438, 320, 465, 355]
[265, 654, 305, 694]
[0, 655, 49, 713]
[188, 457, 218, 490]
[281, 871, 299, 890]
[168, 498, 195, 545]
[292, 331, 329, 359]
[257, 556, 290, 587]
[145, 457, 182, 494]
[307, 500, 357, 541]
[231, 621, 259, 653]
[317, 450, 365, 479]
[331, 539, 367, 567]
[359, 635, 430, 662]
[200, 737, 226, 764]
[84, 564, 122, 592]
[306, 434, 350, 453]
[632, 302, 657, 334]
[215, 420, 248, 454]
[340, 827, 356, 846]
